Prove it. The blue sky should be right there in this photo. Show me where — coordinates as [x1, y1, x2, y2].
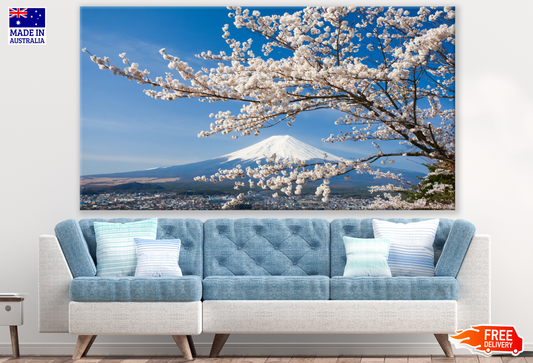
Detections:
[80, 7, 445, 176]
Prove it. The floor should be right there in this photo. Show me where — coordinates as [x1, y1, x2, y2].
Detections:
[0, 356, 532, 363]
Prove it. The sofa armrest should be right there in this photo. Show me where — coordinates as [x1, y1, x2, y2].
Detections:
[456, 234, 490, 330]
[39, 234, 72, 333]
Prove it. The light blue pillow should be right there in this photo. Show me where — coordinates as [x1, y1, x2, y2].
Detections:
[134, 238, 183, 277]
[372, 219, 439, 277]
[342, 237, 392, 277]
[94, 218, 158, 277]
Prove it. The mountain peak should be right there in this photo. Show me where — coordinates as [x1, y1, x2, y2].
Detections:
[222, 135, 341, 162]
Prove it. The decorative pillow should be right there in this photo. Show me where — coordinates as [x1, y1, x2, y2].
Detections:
[342, 237, 392, 277]
[134, 238, 183, 277]
[372, 219, 439, 277]
[94, 218, 158, 277]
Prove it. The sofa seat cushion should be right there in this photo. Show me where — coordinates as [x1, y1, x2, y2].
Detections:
[70, 276, 202, 302]
[330, 276, 458, 300]
[203, 276, 330, 300]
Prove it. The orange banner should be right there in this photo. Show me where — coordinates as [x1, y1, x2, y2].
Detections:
[450, 325, 524, 356]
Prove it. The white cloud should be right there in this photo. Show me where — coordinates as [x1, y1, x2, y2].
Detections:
[82, 153, 181, 166]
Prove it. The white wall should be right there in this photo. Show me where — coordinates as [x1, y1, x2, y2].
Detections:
[1, 0, 532, 356]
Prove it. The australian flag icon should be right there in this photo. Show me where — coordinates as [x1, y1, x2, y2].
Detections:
[9, 8, 45, 27]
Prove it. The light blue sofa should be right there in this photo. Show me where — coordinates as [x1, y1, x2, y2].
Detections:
[38, 218, 490, 359]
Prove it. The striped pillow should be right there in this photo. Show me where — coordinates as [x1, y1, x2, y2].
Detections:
[94, 219, 158, 277]
[343, 237, 392, 277]
[372, 219, 439, 277]
[134, 238, 183, 277]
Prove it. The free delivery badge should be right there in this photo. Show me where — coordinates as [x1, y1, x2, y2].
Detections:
[449, 325, 524, 356]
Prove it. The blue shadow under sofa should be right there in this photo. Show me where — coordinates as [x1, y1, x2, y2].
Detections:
[38, 218, 490, 359]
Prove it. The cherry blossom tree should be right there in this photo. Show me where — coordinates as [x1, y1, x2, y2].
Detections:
[84, 6, 455, 210]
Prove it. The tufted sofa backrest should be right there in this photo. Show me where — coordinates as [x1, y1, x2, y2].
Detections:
[55, 217, 472, 280]
[55, 218, 203, 277]
[204, 218, 330, 277]
[330, 218, 454, 277]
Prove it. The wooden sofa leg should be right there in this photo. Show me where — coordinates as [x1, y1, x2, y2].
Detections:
[172, 335, 194, 360]
[73, 335, 97, 359]
[435, 334, 454, 357]
[10, 326, 20, 358]
[186, 335, 197, 358]
[210, 334, 230, 358]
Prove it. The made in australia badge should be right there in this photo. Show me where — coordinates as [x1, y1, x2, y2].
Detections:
[8, 7, 46, 45]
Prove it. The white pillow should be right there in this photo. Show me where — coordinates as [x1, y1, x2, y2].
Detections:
[372, 219, 439, 277]
[94, 218, 158, 277]
[134, 238, 183, 277]
[343, 237, 392, 277]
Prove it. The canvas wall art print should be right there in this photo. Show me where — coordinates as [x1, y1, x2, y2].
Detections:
[80, 6, 455, 210]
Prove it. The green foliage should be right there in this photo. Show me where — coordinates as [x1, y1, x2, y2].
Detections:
[405, 163, 455, 204]
[233, 203, 253, 210]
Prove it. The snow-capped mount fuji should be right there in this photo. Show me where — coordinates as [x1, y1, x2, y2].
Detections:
[82, 135, 344, 184]
[222, 135, 342, 163]
[81, 134, 422, 192]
